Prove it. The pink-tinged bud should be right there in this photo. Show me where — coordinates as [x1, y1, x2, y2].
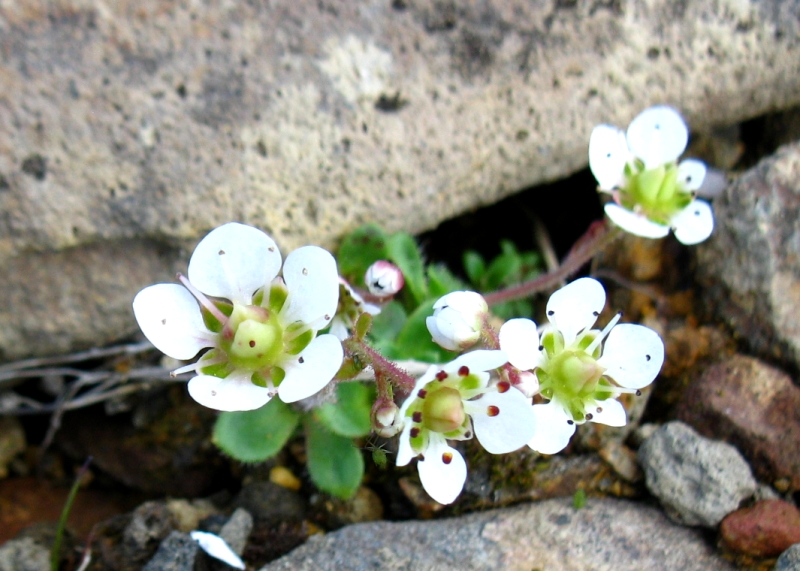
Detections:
[425, 291, 488, 351]
[515, 370, 540, 398]
[374, 401, 402, 437]
[365, 261, 404, 297]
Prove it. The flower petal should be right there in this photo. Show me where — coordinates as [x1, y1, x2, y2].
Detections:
[597, 323, 664, 389]
[546, 277, 606, 346]
[396, 423, 415, 467]
[426, 314, 465, 351]
[626, 105, 688, 168]
[188, 223, 282, 305]
[527, 400, 576, 454]
[329, 318, 350, 341]
[588, 398, 627, 427]
[417, 435, 467, 504]
[190, 531, 245, 570]
[188, 370, 273, 412]
[671, 199, 714, 245]
[470, 389, 535, 454]
[499, 318, 542, 371]
[677, 159, 707, 192]
[277, 334, 343, 403]
[133, 284, 215, 360]
[280, 246, 340, 329]
[589, 124, 630, 190]
[447, 350, 508, 375]
[604, 203, 671, 239]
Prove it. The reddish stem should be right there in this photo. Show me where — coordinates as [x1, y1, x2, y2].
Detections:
[342, 337, 418, 394]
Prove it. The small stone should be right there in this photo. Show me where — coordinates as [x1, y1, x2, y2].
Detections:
[309, 487, 384, 530]
[219, 508, 253, 556]
[123, 501, 179, 567]
[775, 543, 800, 571]
[166, 498, 219, 533]
[598, 442, 642, 483]
[269, 466, 302, 491]
[142, 531, 199, 571]
[720, 500, 800, 557]
[234, 481, 307, 527]
[0, 537, 50, 571]
[638, 421, 756, 527]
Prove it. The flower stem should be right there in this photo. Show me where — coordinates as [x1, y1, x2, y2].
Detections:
[483, 219, 621, 305]
[51, 456, 92, 571]
[342, 337, 418, 393]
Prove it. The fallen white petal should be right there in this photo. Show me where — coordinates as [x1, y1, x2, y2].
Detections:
[499, 318, 542, 371]
[277, 334, 343, 403]
[417, 435, 467, 505]
[280, 246, 340, 329]
[188, 222, 282, 305]
[133, 284, 214, 360]
[588, 398, 627, 427]
[190, 531, 245, 570]
[188, 370, 273, 412]
[546, 277, 605, 346]
[527, 400, 576, 455]
[597, 323, 664, 389]
[671, 199, 714, 245]
[588, 124, 630, 190]
[677, 159, 707, 192]
[626, 105, 688, 169]
[604, 203, 671, 239]
[470, 389, 535, 454]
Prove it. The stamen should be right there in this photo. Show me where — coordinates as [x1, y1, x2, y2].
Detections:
[442, 452, 453, 465]
[412, 411, 422, 423]
[410, 427, 420, 438]
[435, 371, 448, 381]
[177, 273, 229, 324]
[487, 406, 500, 417]
[458, 366, 470, 376]
[417, 389, 428, 398]
[496, 381, 510, 393]
[585, 311, 622, 355]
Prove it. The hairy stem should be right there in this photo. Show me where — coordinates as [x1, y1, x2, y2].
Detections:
[342, 337, 418, 394]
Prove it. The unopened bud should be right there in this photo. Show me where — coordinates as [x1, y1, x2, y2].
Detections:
[426, 291, 488, 351]
[515, 370, 540, 398]
[365, 261, 404, 297]
[374, 401, 401, 438]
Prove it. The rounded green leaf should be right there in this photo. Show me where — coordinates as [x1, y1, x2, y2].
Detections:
[305, 419, 364, 499]
[315, 382, 375, 438]
[213, 398, 301, 462]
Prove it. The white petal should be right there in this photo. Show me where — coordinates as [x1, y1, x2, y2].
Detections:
[133, 284, 214, 360]
[417, 436, 466, 505]
[677, 159, 707, 192]
[188, 370, 272, 412]
[433, 291, 487, 315]
[499, 318, 542, 371]
[588, 398, 627, 427]
[188, 223, 282, 305]
[470, 390, 535, 454]
[671, 199, 714, 245]
[277, 334, 343, 403]
[626, 105, 688, 168]
[527, 400, 576, 455]
[589, 124, 630, 190]
[546, 277, 605, 346]
[427, 314, 470, 351]
[280, 246, 340, 329]
[597, 323, 664, 389]
[447, 350, 508, 375]
[328, 318, 350, 341]
[396, 423, 415, 467]
[604, 203, 671, 239]
[190, 531, 245, 570]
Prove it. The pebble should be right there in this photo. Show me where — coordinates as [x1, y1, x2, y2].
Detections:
[0, 537, 50, 571]
[234, 481, 307, 527]
[720, 500, 800, 557]
[775, 543, 800, 571]
[142, 531, 199, 571]
[219, 508, 253, 556]
[638, 421, 756, 527]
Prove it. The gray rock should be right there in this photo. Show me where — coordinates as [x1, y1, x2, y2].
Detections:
[219, 508, 253, 556]
[234, 481, 307, 527]
[2, 0, 800, 360]
[142, 531, 199, 571]
[0, 537, 50, 571]
[123, 500, 179, 567]
[638, 421, 757, 527]
[258, 497, 734, 571]
[697, 141, 800, 371]
[776, 543, 800, 571]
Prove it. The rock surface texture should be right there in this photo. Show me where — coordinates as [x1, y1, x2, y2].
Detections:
[256, 497, 734, 571]
[720, 499, 800, 557]
[697, 141, 800, 371]
[1, 0, 800, 359]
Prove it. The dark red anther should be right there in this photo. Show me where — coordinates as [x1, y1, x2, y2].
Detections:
[487, 405, 500, 417]
[417, 389, 428, 398]
[458, 366, 470, 376]
[412, 411, 422, 423]
[249, 340, 256, 347]
[497, 381, 510, 393]
[410, 427, 420, 438]
[585, 413, 594, 420]
[435, 371, 448, 381]
[442, 452, 453, 465]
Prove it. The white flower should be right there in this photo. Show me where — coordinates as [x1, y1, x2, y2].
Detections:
[365, 260, 405, 297]
[426, 291, 488, 351]
[589, 105, 714, 245]
[499, 278, 664, 455]
[133, 222, 343, 411]
[190, 531, 245, 569]
[396, 350, 535, 504]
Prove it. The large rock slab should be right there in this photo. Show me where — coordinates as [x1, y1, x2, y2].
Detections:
[697, 141, 800, 370]
[258, 497, 734, 571]
[2, 0, 800, 360]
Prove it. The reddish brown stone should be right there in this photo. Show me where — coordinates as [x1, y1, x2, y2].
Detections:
[674, 354, 800, 490]
[720, 499, 800, 557]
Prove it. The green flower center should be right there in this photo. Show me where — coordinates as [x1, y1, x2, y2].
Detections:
[221, 304, 285, 370]
[619, 162, 692, 225]
[422, 387, 466, 434]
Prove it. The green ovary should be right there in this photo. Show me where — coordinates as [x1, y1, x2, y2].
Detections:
[422, 387, 466, 434]
[221, 304, 285, 370]
[621, 163, 692, 225]
[538, 350, 605, 421]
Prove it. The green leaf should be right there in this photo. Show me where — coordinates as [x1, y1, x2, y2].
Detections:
[386, 232, 428, 306]
[427, 264, 468, 298]
[368, 301, 407, 356]
[337, 224, 390, 286]
[573, 488, 587, 509]
[213, 398, 301, 462]
[484, 243, 522, 290]
[315, 382, 375, 438]
[394, 299, 453, 363]
[462, 250, 486, 287]
[305, 419, 364, 499]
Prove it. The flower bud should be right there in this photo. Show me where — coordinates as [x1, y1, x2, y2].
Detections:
[365, 261, 404, 297]
[426, 291, 488, 351]
[373, 401, 402, 438]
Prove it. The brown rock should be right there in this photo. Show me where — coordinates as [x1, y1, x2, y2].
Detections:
[720, 499, 800, 557]
[674, 354, 800, 491]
